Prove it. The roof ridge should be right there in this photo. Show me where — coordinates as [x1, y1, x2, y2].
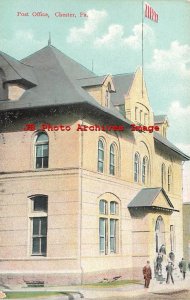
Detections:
[77, 75, 106, 80]
[0, 53, 22, 80]
[49, 45, 96, 77]
[112, 72, 135, 77]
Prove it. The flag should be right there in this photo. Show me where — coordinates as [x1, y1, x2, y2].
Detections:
[145, 2, 158, 22]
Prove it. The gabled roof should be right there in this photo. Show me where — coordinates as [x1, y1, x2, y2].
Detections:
[77, 75, 107, 87]
[0, 51, 37, 85]
[111, 73, 135, 106]
[128, 187, 178, 212]
[154, 132, 190, 161]
[154, 114, 168, 124]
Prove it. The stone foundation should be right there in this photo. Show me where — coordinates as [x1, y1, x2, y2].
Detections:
[0, 268, 136, 287]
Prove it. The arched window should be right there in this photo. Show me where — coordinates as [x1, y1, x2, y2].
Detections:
[161, 163, 166, 188]
[109, 143, 116, 175]
[134, 152, 140, 182]
[168, 166, 172, 192]
[35, 132, 49, 169]
[98, 139, 104, 173]
[99, 199, 119, 254]
[142, 156, 148, 184]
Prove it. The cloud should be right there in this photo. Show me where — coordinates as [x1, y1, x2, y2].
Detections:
[167, 101, 190, 144]
[94, 23, 154, 49]
[1, 30, 45, 59]
[148, 41, 190, 78]
[176, 143, 190, 202]
[67, 9, 107, 43]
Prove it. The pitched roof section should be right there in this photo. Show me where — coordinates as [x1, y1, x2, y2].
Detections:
[77, 75, 107, 87]
[0, 45, 131, 125]
[154, 132, 190, 161]
[0, 51, 37, 86]
[154, 114, 168, 124]
[111, 73, 135, 106]
[21, 45, 95, 80]
[128, 187, 178, 211]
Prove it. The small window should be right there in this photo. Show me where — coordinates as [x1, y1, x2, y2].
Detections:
[35, 132, 49, 169]
[33, 196, 48, 212]
[99, 200, 107, 214]
[110, 201, 117, 214]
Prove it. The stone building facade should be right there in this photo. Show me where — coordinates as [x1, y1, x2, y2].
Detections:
[0, 45, 189, 286]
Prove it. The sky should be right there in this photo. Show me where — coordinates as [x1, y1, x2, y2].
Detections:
[0, 0, 190, 200]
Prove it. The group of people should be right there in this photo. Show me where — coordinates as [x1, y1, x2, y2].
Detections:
[143, 258, 189, 288]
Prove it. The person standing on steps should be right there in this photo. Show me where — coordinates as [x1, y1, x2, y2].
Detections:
[143, 261, 152, 288]
[166, 261, 174, 284]
[179, 258, 187, 279]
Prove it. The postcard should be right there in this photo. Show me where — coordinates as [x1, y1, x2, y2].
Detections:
[0, 0, 190, 299]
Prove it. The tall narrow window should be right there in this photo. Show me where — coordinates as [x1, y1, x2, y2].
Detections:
[105, 82, 111, 107]
[142, 156, 148, 184]
[168, 166, 172, 192]
[170, 225, 175, 252]
[110, 219, 117, 253]
[99, 199, 119, 254]
[134, 152, 140, 182]
[32, 217, 47, 255]
[110, 143, 115, 175]
[161, 163, 166, 188]
[35, 132, 49, 169]
[140, 110, 143, 123]
[99, 218, 107, 254]
[98, 139, 104, 173]
[30, 195, 48, 256]
[144, 113, 148, 126]
[135, 107, 138, 121]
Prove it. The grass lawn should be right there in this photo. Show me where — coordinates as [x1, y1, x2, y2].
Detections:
[4, 291, 67, 299]
[81, 279, 141, 288]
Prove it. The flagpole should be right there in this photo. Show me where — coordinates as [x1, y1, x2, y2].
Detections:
[142, 0, 144, 99]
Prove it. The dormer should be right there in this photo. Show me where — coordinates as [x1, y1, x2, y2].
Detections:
[0, 52, 37, 101]
[154, 115, 169, 138]
[78, 74, 115, 107]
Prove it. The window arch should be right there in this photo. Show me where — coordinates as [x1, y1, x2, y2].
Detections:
[168, 166, 172, 192]
[35, 132, 49, 169]
[142, 156, 148, 184]
[109, 143, 116, 175]
[161, 163, 166, 188]
[134, 152, 140, 182]
[98, 139, 105, 173]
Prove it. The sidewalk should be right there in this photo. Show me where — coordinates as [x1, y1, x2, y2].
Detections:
[1, 272, 190, 299]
